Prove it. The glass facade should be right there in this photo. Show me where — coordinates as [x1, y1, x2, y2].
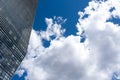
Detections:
[0, 0, 38, 80]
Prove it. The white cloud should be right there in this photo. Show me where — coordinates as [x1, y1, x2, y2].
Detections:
[15, 69, 25, 77]
[16, 0, 120, 80]
[77, 0, 120, 79]
[40, 17, 66, 41]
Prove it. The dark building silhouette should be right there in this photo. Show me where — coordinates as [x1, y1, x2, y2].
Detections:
[0, 0, 38, 79]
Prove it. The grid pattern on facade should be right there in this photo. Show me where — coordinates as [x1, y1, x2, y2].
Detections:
[0, 0, 38, 80]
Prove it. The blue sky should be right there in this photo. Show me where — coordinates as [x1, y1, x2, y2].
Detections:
[33, 0, 89, 36]
[12, 0, 120, 80]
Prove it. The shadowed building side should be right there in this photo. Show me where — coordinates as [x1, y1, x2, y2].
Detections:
[0, 0, 38, 80]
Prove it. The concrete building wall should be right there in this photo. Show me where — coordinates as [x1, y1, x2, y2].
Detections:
[0, 0, 38, 79]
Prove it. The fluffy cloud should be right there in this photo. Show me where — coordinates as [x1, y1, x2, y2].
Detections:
[16, 0, 120, 80]
[40, 17, 66, 41]
[15, 69, 25, 77]
[77, 0, 120, 79]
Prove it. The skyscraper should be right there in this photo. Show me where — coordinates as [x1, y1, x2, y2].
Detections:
[0, 0, 38, 80]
